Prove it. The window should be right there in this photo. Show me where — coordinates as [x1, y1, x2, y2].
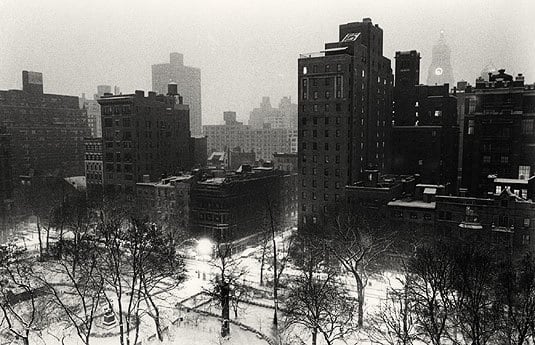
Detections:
[312, 180, 317, 187]
[335, 143, 340, 151]
[325, 130, 329, 137]
[522, 119, 534, 135]
[325, 117, 329, 125]
[324, 194, 329, 201]
[324, 181, 329, 188]
[324, 155, 329, 163]
[303, 66, 308, 74]
[335, 169, 340, 177]
[524, 218, 531, 227]
[519, 165, 531, 179]
[434, 110, 442, 117]
[324, 169, 329, 176]
[410, 213, 418, 220]
[336, 130, 341, 137]
[418, 159, 423, 166]
[336, 103, 341, 112]
[325, 91, 331, 99]
[104, 118, 113, 127]
[313, 130, 317, 138]
[302, 117, 307, 125]
[336, 90, 341, 98]
[313, 91, 319, 100]
[483, 156, 491, 163]
[337, 64, 342, 72]
[335, 182, 340, 189]
[325, 104, 330, 112]
[301, 192, 306, 199]
[313, 117, 318, 125]
[313, 104, 318, 112]
[313, 65, 317, 73]
[312, 155, 317, 163]
[313, 142, 317, 150]
[324, 143, 329, 150]
[336, 117, 341, 124]
[495, 185, 502, 194]
[312, 168, 317, 175]
[500, 156, 509, 164]
[302, 180, 306, 187]
[325, 65, 330, 72]
[522, 234, 531, 245]
[468, 120, 475, 135]
[325, 78, 330, 86]
[312, 192, 317, 200]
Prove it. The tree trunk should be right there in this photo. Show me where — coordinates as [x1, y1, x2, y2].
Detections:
[355, 275, 364, 327]
[260, 238, 266, 286]
[36, 217, 43, 260]
[312, 327, 318, 345]
[221, 281, 230, 337]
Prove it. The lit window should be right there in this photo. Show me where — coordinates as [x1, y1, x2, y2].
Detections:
[434, 110, 442, 117]
[519, 165, 531, 179]
[303, 66, 308, 74]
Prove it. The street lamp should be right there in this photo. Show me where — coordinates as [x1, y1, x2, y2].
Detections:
[196, 238, 213, 258]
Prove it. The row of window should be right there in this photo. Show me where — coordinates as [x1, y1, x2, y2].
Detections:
[302, 155, 341, 164]
[301, 167, 342, 176]
[302, 64, 345, 75]
[482, 155, 509, 164]
[303, 90, 343, 100]
[102, 105, 132, 115]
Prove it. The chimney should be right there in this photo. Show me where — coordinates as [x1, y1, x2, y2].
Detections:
[22, 71, 44, 95]
[167, 83, 178, 96]
[135, 90, 144, 97]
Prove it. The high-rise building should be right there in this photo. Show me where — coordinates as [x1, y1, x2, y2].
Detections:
[98, 87, 192, 193]
[297, 18, 393, 227]
[248, 96, 298, 130]
[79, 93, 102, 138]
[426, 31, 455, 87]
[152, 53, 202, 136]
[84, 137, 103, 195]
[391, 50, 459, 191]
[0, 127, 12, 202]
[0, 71, 90, 178]
[203, 112, 297, 162]
[461, 69, 535, 197]
[393, 50, 421, 126]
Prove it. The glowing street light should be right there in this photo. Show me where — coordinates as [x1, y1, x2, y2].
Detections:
[196, 238, 213, 258]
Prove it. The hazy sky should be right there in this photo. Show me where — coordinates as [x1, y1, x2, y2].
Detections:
[1, 0, 534, 125]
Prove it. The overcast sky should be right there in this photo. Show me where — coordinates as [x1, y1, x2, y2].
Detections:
[1, 0, 534, 125]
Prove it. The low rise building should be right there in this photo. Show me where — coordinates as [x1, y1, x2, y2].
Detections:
[84, 137, 103, 195]
[190, 167, 297, 242]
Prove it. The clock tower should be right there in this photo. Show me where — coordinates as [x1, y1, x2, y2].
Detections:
[426, 30, 454, 87]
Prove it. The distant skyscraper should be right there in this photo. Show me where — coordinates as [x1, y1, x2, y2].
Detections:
[298, 18, 393, 227]
[249, 96, 298, 129]
[96, 85, 112, 98]
[79, 93, 102, 138]
[152, 53, 202, 136]
[426, 31, 455, 88]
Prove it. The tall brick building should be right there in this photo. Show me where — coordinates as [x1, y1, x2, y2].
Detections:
[98, 86, 192, 193]
[0, 71, 89, 178]
[461, 70, 535, 196]
[297, 18, 393, 227]
[0, 127, 12, 202]
[152, 53, 202, 136]
[391, 50, 459, 192]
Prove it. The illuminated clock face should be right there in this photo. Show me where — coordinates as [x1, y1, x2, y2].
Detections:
[435, 67, 443, 76]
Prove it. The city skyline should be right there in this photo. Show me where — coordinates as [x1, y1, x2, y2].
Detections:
[1, 0, 534, 125]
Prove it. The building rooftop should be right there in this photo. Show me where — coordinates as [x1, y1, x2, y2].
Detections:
[388, 199, 436, 209]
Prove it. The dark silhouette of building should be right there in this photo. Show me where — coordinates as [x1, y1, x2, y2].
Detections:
[461, 69, 535, 196]
[190, 167, 297, 242]
[298, 18, 393, 227]
[0, 127, 12, 202]
[391, 50, 459, 192]
[426, 30, 455, 87]
[84, 137, 103, 195]
[0, 71, 89, 178]
[190, 136, 208, 168]
[98, 86, 192, 193]
[394, 50, 421, 126]
[152, 53, 202, 136]
[436, 189, 535, 255]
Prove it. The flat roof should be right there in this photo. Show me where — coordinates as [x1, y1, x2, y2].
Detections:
[494, 178, 528, 185]
[388, 200, 436, 209]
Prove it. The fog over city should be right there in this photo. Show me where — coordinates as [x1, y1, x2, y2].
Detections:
[1, 0, 534, 124]
[2, 1, 535, 345]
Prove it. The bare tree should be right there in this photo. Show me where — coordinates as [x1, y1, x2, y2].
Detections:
[407, 241, 456, 345]
[494, 254, 535, 345]
[208, 240, 247, 338]
[449, 245, 500, 345]
[284, 232, 359, 345]
[327, 206, 396, 326]
[368, 272, 419, 345]
[0, 244, 53, 345]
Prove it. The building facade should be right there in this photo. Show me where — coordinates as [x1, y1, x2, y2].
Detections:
[273, 152, 298, 173]
[203, 112, 297, 162]
[298, 18, 393, 227]
[461, 70, 535, 196]
[436, 190, 535, 254]
[0, 127, 12, 203]
[136, 175, 194, 235]
[84, 137, 103, 195]
[190, 168, 297, 242]
[152, 53, 202, 136]
[0, 71, 89, 178]
[391, 50, 459, 191]
[98, 88, 192, 193]
[80, 94, 102, 138]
